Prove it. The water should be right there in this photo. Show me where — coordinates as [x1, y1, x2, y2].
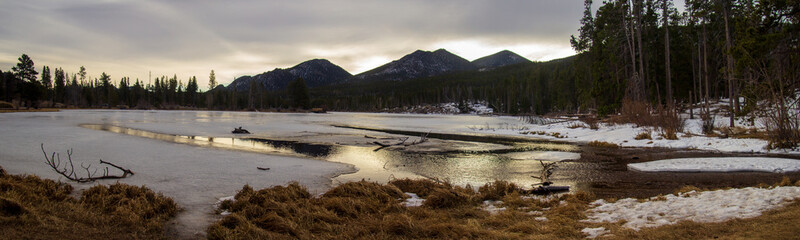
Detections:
[81, 124, 580, 189]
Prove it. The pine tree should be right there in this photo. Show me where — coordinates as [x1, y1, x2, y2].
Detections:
[208, 70, 217, 91]
[41, 66, 52, 104]
[54, 68, 65, 103]
[12, 54, 38, 84]
[287, 78, 310, 109]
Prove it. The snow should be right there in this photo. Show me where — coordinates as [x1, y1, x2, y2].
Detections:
[481, 200, 506, 215]
[582, 186, 800, 230]
[402, 192, 424, 207]
[465, 98, 800, 154]
[581, 227, 609, 239]
[629, 157, 800, 173]
[534, 216, 548, 222]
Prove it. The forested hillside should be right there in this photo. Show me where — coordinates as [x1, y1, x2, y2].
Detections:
[1, 0, 796, 121]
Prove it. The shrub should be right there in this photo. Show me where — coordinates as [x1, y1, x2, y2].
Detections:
[635, 131, 652, 140]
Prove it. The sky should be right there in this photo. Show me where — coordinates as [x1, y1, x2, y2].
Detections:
[1, 0, 615, 90]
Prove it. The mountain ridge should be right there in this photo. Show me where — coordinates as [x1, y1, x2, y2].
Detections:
[227, 59, 351, 92]
[227, 49, 532, 91]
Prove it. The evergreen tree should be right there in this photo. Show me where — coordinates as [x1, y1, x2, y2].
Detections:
[208, 70, 217, 90]
[41, 66, 52, 104]
[12, 54, 38, 84]
[54, 68, 65, 104]
[287, 78, 310, 109]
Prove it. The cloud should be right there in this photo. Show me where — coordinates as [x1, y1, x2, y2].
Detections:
[0, 0, 586, 89]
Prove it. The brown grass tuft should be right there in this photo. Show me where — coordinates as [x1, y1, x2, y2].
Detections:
[478, 180, 521, 201]
[588, 141, 619, 148]
[389, 178, 445, 198]
[0, 169, 177, 239]
[209, 179, 605, 239]
[635, 131, 652, 140]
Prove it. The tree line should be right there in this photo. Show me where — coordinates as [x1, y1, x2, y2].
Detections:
[1, 0, 796, 127]
[0, 54, 311, 110]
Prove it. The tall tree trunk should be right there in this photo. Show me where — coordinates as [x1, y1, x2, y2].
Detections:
[635, 0, 646, 100]
[702, 18, 711, 115]
[663, 0, 673, 109]
[724, 0, 735, 127]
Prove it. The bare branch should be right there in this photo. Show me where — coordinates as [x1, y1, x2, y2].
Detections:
[41, 143, 134, 182]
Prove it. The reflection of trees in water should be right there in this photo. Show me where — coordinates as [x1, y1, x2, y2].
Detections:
[244, 138, 333, 157]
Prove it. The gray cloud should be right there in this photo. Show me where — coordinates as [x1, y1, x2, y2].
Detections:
[0, 0, 586, 89]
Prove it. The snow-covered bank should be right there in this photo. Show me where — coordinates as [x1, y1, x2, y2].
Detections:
[629, 157, 800, 173]
[582, 186, 800, 230]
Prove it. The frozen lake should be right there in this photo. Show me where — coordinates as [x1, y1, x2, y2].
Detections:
[3, 110, 797, 237]
[0, 110, 547, 237]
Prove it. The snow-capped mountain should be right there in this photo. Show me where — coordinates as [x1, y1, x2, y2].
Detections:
[353, 49, 477, 81]
[471, 50, 531, 70]
[228, 59, 351, 91]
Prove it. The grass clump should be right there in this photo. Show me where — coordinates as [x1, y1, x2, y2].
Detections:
[588, 141, 619, 148]
[0, 167, 178, 239]
[209, 179, 600, 239]
[634, 131, 652, 140]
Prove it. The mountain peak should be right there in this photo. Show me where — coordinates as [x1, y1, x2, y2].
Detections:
[354, 49, 476, 81]
[472, 50, 531, 69]
[227, 59, 351, 91]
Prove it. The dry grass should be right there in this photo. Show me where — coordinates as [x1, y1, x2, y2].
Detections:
[0, 168, 178, 239]
[635, 131, 652, 140]
[209, 179, 598, 239]
[588, 141, 619, 148]
[612, 100, 684, 140]
[209, 177, 800, 239]
[0, 108, 60, 113]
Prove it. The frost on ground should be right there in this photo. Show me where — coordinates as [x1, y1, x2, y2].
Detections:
[582, 186, 800, 230]
[629, 157, 800, 173]
[581, 227, 609, 239]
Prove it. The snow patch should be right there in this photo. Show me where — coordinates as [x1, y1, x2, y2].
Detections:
[582, 186, 800, 230]
[402, 192, 424, 207]
[481, 200, 506, 215]
[581, 227, 609, 239]
[628, 157, 800, 173]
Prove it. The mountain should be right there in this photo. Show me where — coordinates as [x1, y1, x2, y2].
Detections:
[471, 50, 531, 69]
[228, 59, 351, 91]
[354, 49, 476, 82]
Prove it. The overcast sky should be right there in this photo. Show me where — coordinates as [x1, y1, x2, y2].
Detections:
[2, 0, 605, 89]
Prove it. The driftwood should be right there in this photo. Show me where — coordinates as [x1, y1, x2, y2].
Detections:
[232, 127, 251, 134]
[42, 143, 134, 182]
[372, 132, 429, 152]
[531, 160, 557, 186]
[364, 135, 395, 140]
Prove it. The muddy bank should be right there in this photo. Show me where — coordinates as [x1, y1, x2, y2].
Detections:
[570, 147, 800, 199]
